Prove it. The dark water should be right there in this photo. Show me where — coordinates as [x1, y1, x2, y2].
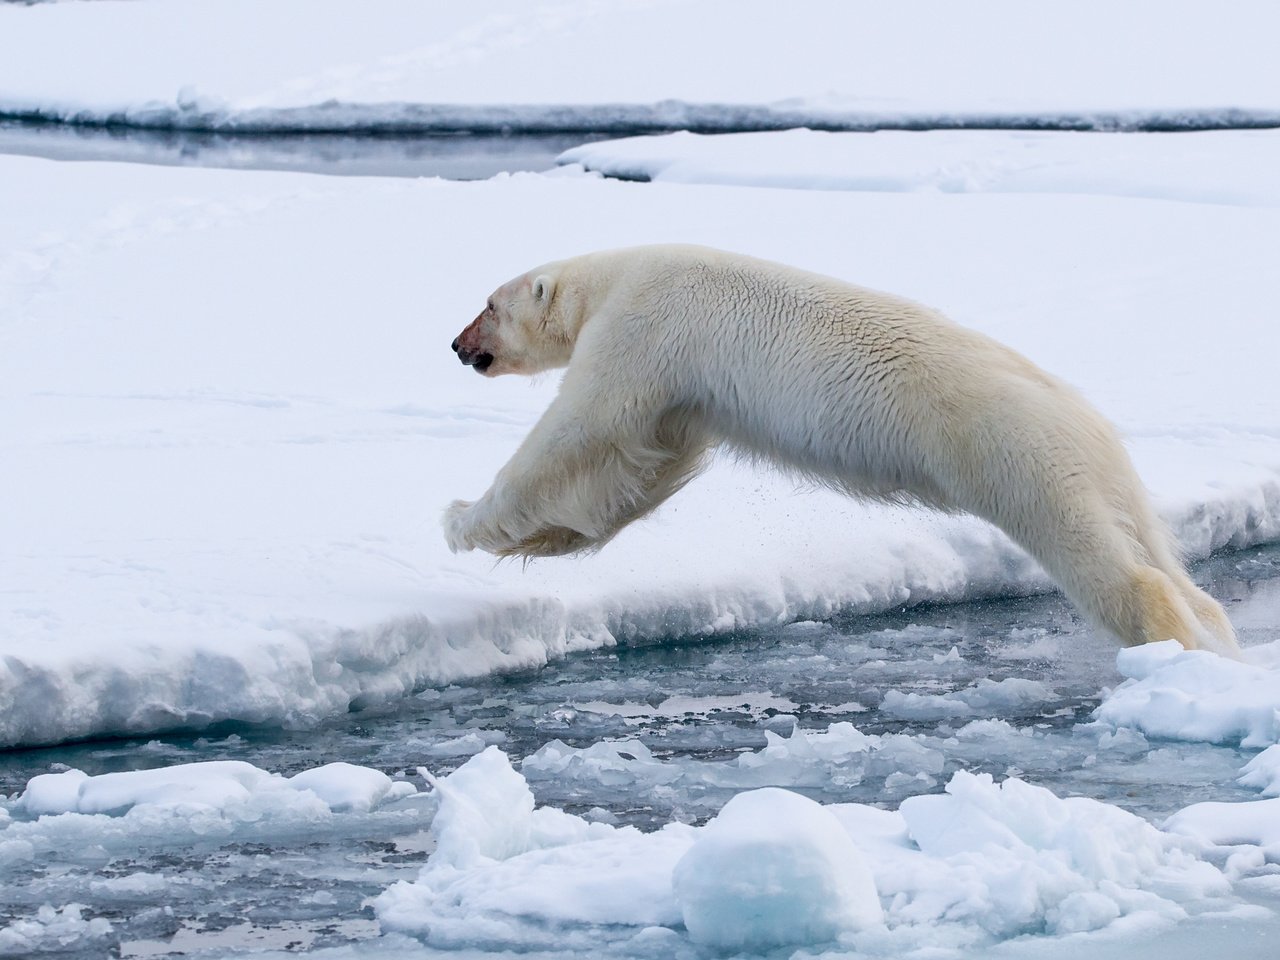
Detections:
[0, 121, 608, 179]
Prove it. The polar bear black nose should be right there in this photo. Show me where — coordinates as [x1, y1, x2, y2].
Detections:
[451, 337, 460, 353]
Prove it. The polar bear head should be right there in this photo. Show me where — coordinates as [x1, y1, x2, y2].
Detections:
[451, 264, 576, 377]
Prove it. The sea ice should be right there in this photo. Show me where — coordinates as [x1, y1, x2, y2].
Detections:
[1238, 745, 1280, 797]
[14, 759, 415, 820]
[1092, 640, 1280, 748]
[375, 745, 1254, 954]
[673, 787, 883, 949]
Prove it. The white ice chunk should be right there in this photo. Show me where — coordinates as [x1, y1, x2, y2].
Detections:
[0, 904, 112, 956]
[881, 677, 1053, 721]
[673, 787, 882, 949]
[1239, 745, 1280, 797]
[1164, 797, 1280, 849]
[17, 768, 90, 817]
[424, 745, 538, 868]
[1094, 640, 1280, 748]
[286, 761, 401, 812]
[898, 771, 1228, 935]
[377, 747, 689, 943]
[15, 759, 413, 818]
[20, 760, 274, 816]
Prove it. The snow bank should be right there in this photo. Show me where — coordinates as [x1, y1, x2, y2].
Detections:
[2, 149, 1279, 747]
[1092, 640, 1280, 749]
[376, 747, 1246, 953]
[562, 128, 1280, 206]
[1, 1, 1277, 132]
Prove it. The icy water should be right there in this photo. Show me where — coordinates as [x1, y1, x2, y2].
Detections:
[0, 120, 606, 179]
[3, 544, 1279, 958]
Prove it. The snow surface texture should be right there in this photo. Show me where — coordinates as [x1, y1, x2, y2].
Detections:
[0, 0, 1278, 132]
[561, 128, 1280, 206]
[3, 145, 1280, 747]
[371, 746, 1257, 955]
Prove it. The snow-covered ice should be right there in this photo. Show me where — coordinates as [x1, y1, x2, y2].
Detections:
[4, 149, 1280, 748]
[561, 128, 1280, 206]
[1, 1, 1278, 132]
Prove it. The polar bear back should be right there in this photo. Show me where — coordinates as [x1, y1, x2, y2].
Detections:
[561, 246, 1112, 514]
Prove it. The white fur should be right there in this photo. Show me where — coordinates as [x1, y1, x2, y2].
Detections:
[444, 245, 1238, 656]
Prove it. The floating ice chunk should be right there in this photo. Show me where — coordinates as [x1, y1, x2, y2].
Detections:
[15, 759, 413, 818]
[1094, 640, 1280, 748]
[287, 762, 409, 812]
[522, 738, 682, 787]
[521, 721, 943, 799]
[898, 771, 1228, 935]
[418, 731, 506, 758]
[19, 761, 275, 816]
[17, 768, 91, 817]
[376, 751, 1249, 951]
[377, 747, 689, 944]
[1164, 797, 1280, 849]
[424, 745, 538, 867]
[0, 904, 113, 956]
[673, 787, 882, 949]
[881, 677, 1053, 721]
[1239, 745, 1280, 797]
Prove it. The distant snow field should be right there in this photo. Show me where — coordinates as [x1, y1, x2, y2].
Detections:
[0, 0, 1278, 131]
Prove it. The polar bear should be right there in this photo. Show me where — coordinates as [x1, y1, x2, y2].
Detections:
[444, 245, 1238, 656]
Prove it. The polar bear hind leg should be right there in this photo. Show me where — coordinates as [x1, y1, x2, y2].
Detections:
[1117, 486, 1241, 656]
[1038, 510, 1240, 657]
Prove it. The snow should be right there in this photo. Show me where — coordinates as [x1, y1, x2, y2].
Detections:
[1, 1, 1278, 132]
[561, 128, 1280, 205]
[3, 147, 1280, 748]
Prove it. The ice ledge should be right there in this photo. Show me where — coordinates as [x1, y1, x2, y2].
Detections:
[4, 102, 1280, 135]
[2, 472, 1277, 750]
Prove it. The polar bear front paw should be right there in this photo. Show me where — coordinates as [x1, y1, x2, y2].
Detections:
[442, 499, 478, 553]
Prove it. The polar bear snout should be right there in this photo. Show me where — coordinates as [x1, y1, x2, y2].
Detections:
[453, 319, 496, 374]
[453, 339, 494, 373]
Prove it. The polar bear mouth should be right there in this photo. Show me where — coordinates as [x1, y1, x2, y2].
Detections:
[451, 337, 494, 373]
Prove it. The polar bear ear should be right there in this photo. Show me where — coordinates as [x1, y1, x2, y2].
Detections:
[532, 274, 554, 304]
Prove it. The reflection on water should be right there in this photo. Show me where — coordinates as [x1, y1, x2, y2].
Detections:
[0, 120, 607, 179]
